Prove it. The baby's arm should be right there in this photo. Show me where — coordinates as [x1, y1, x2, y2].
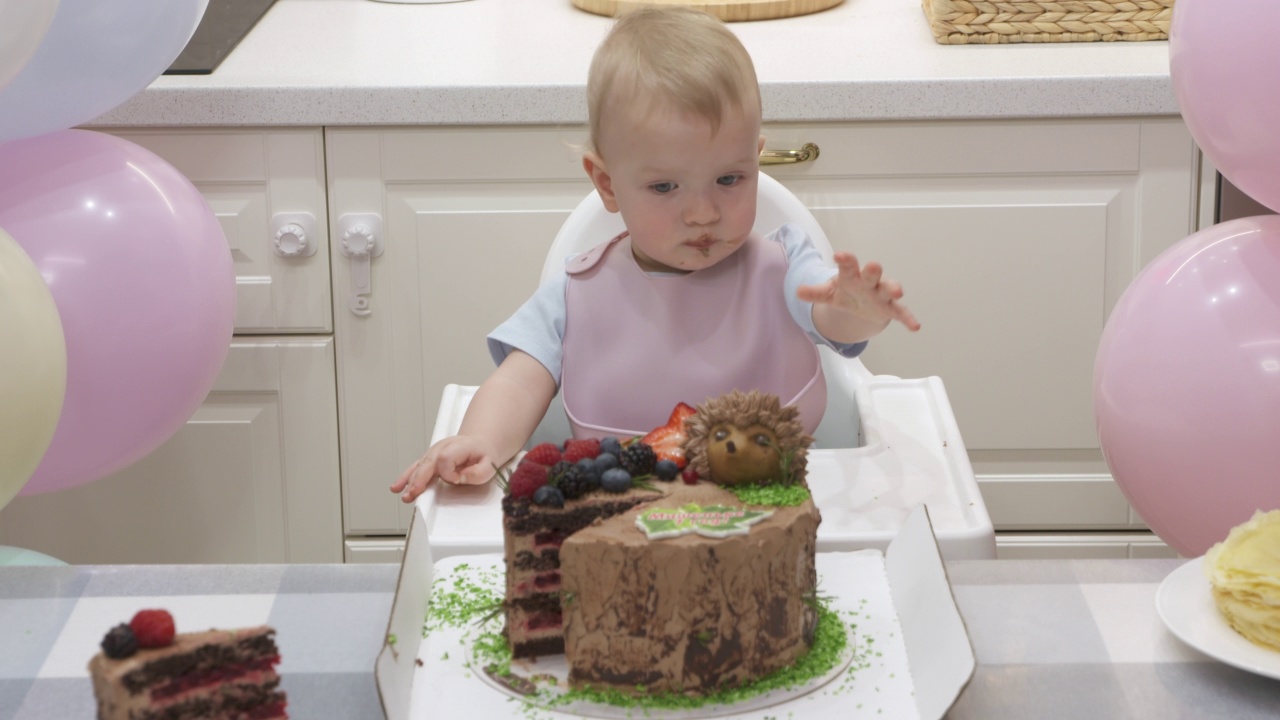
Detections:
[390, 350, 557, 503]
[799, 251, 920, 343]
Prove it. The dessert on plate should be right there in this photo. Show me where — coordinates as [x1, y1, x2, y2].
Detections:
[88, 609, 287, 720]
[1204, 509, 1280, 652]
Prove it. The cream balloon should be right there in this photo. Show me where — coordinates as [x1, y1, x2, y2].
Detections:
[0, 0, 59, 92]
[0, 227, 66, 510]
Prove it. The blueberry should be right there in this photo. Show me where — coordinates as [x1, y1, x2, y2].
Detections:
[601, 468, 632, 493]
[593, 453, 619, 474]
[654, 459, 679, 481]
[599, 436, 623, 457]
[575, 457, 600, 483]
[533, 485, 565, 508]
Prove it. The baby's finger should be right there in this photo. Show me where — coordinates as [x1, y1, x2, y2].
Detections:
[795, 281, 834, 304]
[861, 261, 883, 288]
[893, 302, 922, 332]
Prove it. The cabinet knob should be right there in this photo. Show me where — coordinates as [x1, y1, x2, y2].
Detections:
[270, 212, 319, 258]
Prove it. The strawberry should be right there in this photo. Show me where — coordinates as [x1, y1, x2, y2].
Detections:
[561, 438, 601, 463]
[641, 402, 697, 469]
[129, 609, 175, 648]
[508, 461, 549, 499]
[524, 442, 562, 467]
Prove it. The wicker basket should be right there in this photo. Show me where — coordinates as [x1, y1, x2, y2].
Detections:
[922, 0, 1174, 44]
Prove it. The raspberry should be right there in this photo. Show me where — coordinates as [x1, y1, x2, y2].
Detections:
[619, 442, 656, 476]
[524, 443, 562, 467]
[102, 623, 138, 659]
[129, 609, 175, 648]
[561, 438, 601, 463]
[508, 462, 548, 499]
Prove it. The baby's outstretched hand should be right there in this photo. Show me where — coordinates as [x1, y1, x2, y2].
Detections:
[390, 435, 499, 504]
[797, 251, 921, 332]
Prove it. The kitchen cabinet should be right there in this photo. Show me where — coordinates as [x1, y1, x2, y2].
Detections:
[0, 129, 343, 564]
[0, 338, 344, 563]
[329, 119, 1197, 559]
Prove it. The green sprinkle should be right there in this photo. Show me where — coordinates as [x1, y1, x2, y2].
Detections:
[423, 564, 505, 637]
[728, 483, 811, 507]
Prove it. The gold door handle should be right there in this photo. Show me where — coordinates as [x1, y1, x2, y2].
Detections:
[759, 143, 819, 165]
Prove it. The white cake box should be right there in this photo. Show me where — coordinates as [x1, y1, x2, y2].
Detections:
[376, 504, 975, 720]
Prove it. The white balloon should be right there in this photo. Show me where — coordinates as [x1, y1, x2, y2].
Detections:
[0, 1, 59, 93]
[0, 0, 209, 143]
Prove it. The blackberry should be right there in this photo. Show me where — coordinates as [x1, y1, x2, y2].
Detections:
[654, 459, 679, 481]
[619, 442, 656, 476]
[532, 485, 564, 508]
[601, 468, 631, 493]
[548, 460, 573, 484]
[101, 623, 138, 659]
[557, 464, 595, 500]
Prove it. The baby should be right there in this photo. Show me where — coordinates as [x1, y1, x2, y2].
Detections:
[392, 6, 918, 504]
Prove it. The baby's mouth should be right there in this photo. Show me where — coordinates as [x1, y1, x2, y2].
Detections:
[686, 236, 716, 257]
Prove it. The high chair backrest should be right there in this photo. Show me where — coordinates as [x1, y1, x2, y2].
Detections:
[541, 171, 834, 286]
[531, 171, 866, 450]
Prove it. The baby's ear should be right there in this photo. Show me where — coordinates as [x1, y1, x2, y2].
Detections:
[582, 152, 620, 213]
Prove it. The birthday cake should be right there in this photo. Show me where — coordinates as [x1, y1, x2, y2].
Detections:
[501, 391, 820, 695]
[88, 610, 287, 720]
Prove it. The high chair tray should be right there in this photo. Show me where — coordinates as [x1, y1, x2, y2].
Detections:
[418, 379, 995, 560]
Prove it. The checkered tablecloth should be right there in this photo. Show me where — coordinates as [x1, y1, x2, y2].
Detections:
[3, 559, 1279, 719]
[1, 564, 398, 720]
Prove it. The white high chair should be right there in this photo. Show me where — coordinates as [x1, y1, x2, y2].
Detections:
[420, 173, 995, 560]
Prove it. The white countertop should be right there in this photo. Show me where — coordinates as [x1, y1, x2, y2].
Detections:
[91, 0, 1181, 128]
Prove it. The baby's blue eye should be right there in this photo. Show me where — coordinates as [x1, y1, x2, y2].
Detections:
[650, 182, 675, 194]
[716, 174, 741, 187]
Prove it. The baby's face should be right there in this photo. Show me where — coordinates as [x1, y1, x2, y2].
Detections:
[596, 100, 763, 273]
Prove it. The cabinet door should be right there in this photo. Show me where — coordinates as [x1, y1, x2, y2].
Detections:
[0, 339, 343, 564]
[105, 129, 333, 334]
[326, 127, 594, 535]
[764, 118, 1201, 531]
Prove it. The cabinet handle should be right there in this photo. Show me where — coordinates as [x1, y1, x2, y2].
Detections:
[337, 213, 384, 317]
[759, 143, 819, 166]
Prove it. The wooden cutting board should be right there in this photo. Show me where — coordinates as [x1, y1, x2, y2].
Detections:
[572, 0, 845, 22]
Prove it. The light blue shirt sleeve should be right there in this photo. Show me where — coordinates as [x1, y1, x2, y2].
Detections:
[487, 224, 866, 385]
[487, 271, 568, 385]
[776, 223, 869, 359]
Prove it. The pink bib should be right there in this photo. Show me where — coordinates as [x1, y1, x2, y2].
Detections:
[560, 233, 826, 438]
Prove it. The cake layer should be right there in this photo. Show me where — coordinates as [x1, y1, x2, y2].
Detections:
[503, 487, 661, 658]
[559, 482, 820, 694]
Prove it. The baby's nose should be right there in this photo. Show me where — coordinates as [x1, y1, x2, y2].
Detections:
[683, 192, 719, 225]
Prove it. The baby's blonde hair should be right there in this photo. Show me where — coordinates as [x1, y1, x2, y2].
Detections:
[587, 6, 761, 153]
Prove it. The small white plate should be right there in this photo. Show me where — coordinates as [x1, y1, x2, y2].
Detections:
[1156, 557, 1280, 680]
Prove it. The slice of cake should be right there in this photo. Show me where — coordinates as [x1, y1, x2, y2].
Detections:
[89, 610, 287, 720]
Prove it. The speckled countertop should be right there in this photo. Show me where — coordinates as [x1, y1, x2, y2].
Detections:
[90, 0, 1181, 128]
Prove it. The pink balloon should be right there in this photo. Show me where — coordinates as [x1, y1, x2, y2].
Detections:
[1094, 216, 1280, 557]
[1171, 0, 1280, 213]
[0, 130, 234, 495]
